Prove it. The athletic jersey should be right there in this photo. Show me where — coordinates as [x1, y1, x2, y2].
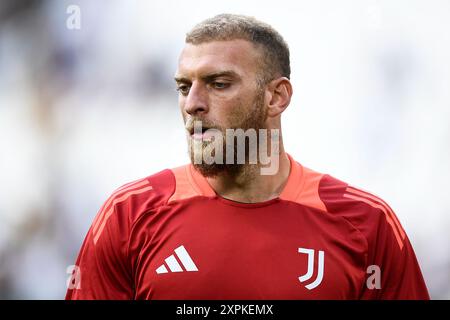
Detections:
[65, 154, 429, 299]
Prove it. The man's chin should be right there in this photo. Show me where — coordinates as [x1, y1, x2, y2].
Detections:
[191, 162, 242, 178]
[192, 163, 223, 178]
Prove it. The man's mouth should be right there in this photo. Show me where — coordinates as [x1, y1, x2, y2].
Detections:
[189, 126, 220, 140]
[188, 126, 206, 134]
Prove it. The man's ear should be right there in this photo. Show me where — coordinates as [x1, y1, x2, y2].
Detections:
[265, 77, 293, 118]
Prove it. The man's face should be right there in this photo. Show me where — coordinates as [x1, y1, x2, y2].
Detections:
[175, 39, 268, 176]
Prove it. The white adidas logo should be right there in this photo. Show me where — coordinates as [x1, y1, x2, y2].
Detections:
[156, 245, 199, 274]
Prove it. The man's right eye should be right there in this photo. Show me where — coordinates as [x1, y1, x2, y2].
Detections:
[176, 85, 190, 95]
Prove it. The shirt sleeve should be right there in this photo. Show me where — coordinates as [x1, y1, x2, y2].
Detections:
[65, 195, 134, 300]
[360, 208, 430, 300]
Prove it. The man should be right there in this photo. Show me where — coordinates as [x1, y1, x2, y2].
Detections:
[66, 14, 429, 299]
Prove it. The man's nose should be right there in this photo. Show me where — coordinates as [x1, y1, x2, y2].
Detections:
[183, 82, 208, 115]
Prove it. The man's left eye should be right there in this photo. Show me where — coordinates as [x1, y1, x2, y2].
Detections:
[212, 82, 229, 89]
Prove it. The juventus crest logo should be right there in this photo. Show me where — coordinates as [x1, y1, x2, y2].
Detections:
[298, 248, 325, 290]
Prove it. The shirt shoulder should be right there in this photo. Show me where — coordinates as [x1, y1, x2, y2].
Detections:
[91, 167, 178, 244]
[282, 154, 406, 250]
[317, 173, 406, 250]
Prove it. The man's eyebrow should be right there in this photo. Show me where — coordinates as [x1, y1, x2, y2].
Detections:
[202, 71, 239, 81]
[174, 76, 190, 83]
[174, 71, 239, 83]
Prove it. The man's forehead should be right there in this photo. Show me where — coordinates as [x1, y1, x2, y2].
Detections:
[176, 39, 260, 78]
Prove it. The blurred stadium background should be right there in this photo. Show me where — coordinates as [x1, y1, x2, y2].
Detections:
[0, 0, 449, 299]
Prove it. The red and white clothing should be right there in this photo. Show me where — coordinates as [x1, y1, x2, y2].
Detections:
[66, 154, 429, 299]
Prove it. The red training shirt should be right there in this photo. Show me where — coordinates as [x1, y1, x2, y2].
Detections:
[66, 154, 429, 299]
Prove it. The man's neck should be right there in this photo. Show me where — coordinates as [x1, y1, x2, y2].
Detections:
[206, 151, 291, 203]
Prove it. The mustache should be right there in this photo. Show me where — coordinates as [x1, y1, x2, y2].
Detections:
[185, 118, 221, 134]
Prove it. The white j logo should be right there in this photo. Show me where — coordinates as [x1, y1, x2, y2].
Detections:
[298, 248, 325, 290]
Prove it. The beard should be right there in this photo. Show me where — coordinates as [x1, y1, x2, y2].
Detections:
[186, 89, 267, 178]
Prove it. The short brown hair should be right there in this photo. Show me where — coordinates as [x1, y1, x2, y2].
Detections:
[185, 14, 290, 84]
